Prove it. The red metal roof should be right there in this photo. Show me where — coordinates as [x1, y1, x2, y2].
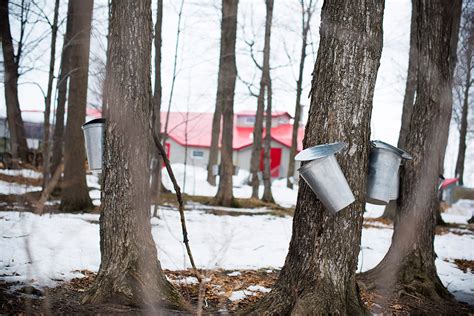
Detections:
[159, 111, 304, 151]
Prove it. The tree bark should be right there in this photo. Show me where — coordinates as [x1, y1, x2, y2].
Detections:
[60, 0, 93, 212]
[287, 0, 314, 189]
[151, 0, 163, 206]
[381, 0, 419, 221]
[42, 0, 60, 188]
[250, 0, 384, 313]
[0, 0, 29, 161]
[250, 0, 273, 200]
[50, 0, 74, 179]
[454, 23, 472, 186]
[82, 0, 186, 310]
[214, 0, 238, 207]
[361, 0, 462, 307]
[261, 0, 274, 203]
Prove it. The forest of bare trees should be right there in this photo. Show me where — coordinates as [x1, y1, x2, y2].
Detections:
[0, 0, 473, 314]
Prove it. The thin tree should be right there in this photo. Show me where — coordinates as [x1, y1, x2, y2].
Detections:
[261, 0, 274, 203]
[213, 0, 239, 206]
[249, 0, 273, 199]
[454, 1, 473, 186]
[50, 0, 74, 179]
[249, 0, 384, 313]
[361, 0, 462, 309]
[286, 0, 317, 189]
[82, 0, 187, 309]
[60, 0, 93, 212]
[41, 0, 60, 188]
[151, 0, 163, 216]
[0, 0, 29, 161]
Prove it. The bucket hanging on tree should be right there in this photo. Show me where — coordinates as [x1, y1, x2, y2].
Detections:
[82, 118, 106, 171]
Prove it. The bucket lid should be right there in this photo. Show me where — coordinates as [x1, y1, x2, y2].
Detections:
[371, 140, 412, 160]
[82, 118, 106, 129]
[295, 142, 347, 161]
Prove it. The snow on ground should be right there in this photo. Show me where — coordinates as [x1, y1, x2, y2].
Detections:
[0, 181, 41, 195]
[0, 166, 473, 303]
[161, 164, 298, 207]
[0, 207, 473, 303]
[0, 168, 42, 179]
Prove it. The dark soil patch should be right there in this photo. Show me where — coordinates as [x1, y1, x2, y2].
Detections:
[453, 259, 474, 274]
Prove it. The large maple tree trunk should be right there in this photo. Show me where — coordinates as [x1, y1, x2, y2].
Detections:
[0, 0, 29, 161]
[83, 0, 185, 310]
[50, 0, 74, 179]
[361, 0, 462, 307]
[214, 0, 238, 207]
[60, 0, 93, 212]
[250, 0, 384, 313]
[381, 0, 418, 221]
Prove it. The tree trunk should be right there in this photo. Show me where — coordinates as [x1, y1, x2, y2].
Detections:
[42, 0, 60, 188]
[0, 0, 29, 161]
[454, 34, 472, 185]
[249, 77, 265, 199]
[361, 0, 462, 307]
[261, 0, 274, 203]
[50, 0, 74, 179]
[82, 0, 186, 310]
[214, 0, 238, 207]
[250, 0, 384, 313]
[151, 0, 163, 204]
[60, 0, 93, 212]
[380, 0, 419, 221]
[262, 74, 274, 203]
[250, 0, 273, 200]
[287, 0, 313, 189]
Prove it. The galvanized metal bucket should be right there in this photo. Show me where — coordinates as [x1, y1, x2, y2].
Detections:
[296, 142, 355, 214]
[367, 140, 412, 205]
[82, 118, 106, 171]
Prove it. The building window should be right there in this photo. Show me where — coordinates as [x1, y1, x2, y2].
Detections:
[192, 149, 204, 159]
[245, 116, 255, 124]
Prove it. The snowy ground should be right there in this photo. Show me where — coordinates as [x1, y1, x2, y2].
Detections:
[0, 167, 473, 304]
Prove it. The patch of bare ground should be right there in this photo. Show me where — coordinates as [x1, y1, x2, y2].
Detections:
[363, 217, 393, 229]
[358, 278, 474, 315]
[2, 268, 473, 314]
[445, 259, 474, 274]
[436, 223, 474, 236]
[0, 172, 42, 187]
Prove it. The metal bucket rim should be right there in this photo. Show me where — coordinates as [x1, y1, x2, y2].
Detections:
[297, 154, 332, 173]
[295, 142, 347, 161]
[82, 118, 106, 129]
[371, 140, 412, 160]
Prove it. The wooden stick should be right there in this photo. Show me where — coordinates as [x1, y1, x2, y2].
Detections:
[35, 163, 62, 215]
[150, 111, 201, 281]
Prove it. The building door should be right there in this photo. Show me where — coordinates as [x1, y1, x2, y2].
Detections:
[260, 147, 282, 177]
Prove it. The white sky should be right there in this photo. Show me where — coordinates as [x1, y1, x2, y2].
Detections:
[0, 0, 472, 185]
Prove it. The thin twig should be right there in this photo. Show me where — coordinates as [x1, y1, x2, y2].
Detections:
[35, 163, 62, 215]
[150, 106, 201, 282]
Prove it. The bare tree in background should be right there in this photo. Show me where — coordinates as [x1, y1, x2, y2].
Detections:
[0, 0, 30, 161]
[286, 0, 317, 189]
[41, 0, 60, 188]
[454, 0, 473, 186]
[261, 0, 274, 203]
[213, 0, 238, 206]
[151, 0, 163, 216]
[361, 0, 462, 308]
[50, 0, 73, 179]
[60, 0, 93, 212]
[249, 0, 384, 313]
[248, 0, 273, 200]
[82, 0, 187, 309]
